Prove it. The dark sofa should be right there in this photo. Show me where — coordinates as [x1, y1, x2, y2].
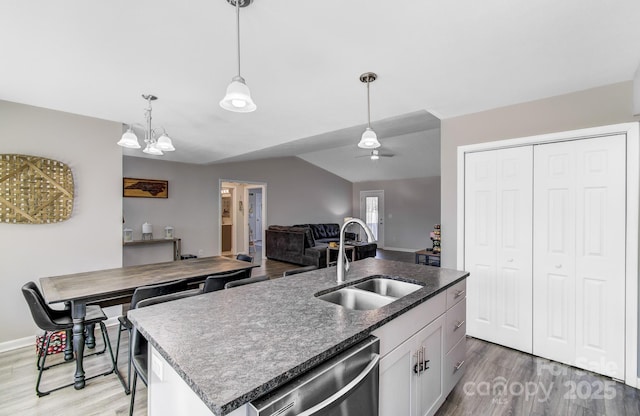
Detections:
[265, 223, 377, 268]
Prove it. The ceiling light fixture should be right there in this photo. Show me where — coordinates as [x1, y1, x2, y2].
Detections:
[358, 72, 381, 149]
[220, 0, 256, 113]
[117, 95, 176, 156]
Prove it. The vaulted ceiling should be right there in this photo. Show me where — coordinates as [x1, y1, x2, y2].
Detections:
[2, 0, 639, 181]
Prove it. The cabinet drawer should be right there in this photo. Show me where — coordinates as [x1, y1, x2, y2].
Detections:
[444, 336, 466, 396]
[372, 292, 446, 357]
[446, 279, 466, 309]
[445, 299, 466, 354]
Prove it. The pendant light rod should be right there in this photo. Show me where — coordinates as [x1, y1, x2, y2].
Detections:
[235, 0, 241, 77]
[359, 72, 377, 128]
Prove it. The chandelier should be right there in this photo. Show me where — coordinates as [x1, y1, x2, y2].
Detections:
[117, 94, 176, 156]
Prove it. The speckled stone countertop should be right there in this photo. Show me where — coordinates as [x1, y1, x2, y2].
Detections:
[128, 258, 468, 416]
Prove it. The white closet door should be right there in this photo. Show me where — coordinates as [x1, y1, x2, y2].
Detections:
[465, 147, 532, 351]
[465, 151, 497, 342]
[495, 147, 533, 353]
[574, 135, 626, 378]
[533, 140, 577, 365]
[533, 136, 625, 378]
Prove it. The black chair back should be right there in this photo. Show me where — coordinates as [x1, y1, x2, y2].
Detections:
[236, 253, 253, 263]
[22, 284, 62, 332]
[202, 270, 248, 293]
[224, 275, 268, 289]
[130, 279, 189, 310]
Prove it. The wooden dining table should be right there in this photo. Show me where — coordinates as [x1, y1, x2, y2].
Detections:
[39, 256, 258, 390]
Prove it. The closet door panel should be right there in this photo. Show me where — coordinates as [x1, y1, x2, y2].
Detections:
[574, 135, 625, 379]
[495, 147, 533, 353]
[464, 151, 497, 342]
[533, 141, 576, 365]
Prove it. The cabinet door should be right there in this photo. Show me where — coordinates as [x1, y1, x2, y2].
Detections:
[533, 136, 626, 378]
[414, 315, 444, 416]
[379, 335, 414, 416]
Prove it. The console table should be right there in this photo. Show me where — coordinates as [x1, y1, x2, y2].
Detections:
[415, 249, 440, 267]
[327, 245, 355, 267]
[123, 238, 181, 261]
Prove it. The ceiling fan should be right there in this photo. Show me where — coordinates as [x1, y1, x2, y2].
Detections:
[356, 149, 394, 160]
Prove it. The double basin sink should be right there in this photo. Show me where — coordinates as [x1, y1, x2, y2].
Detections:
[316, 276, 422, 310]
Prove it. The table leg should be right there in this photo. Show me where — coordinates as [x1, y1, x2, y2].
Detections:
[64, 329, 74, 361]
[71, 301, 86, 390]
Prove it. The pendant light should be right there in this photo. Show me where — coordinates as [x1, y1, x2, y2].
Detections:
[357, 72, 381, 149]
[220, 0, 256, 113]
[117, 95, 176, 155]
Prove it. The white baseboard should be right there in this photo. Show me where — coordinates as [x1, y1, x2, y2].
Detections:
[0, 335, 34, 353]
[380, 246, 419, 253]
[0, 317, 120, 354]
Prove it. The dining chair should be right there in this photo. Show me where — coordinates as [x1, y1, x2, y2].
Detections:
[202, 270, 248, 293]
[224, 275, 269, 289]
[22, 282, 117, 397]
[283, 265, 318, 277]
[128, 289, 201, 416]
[114, 279, 189, 394]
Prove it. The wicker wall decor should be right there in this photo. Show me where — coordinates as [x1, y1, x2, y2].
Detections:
[0, 154, 74, 224]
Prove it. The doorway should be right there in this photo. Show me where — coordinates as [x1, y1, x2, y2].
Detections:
[219, 180, 267, 261]
[246, 187, 264, 261]
[360, 190, 384, 248]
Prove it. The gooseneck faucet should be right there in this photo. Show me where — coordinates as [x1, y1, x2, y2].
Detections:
[337, 218, 376, 284]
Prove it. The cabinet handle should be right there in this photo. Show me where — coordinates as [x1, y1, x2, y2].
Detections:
[555, 264, 562, 269]
[454, 290, 465, 298]
[506, 258, 514, 262]
[454, 320, 465, 330]
[454, 360, 465, 372]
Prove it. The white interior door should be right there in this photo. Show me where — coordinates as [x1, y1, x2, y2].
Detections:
[464, 151, 497, 343]
[360, 190, 384, 247]
[533, 136, 626, 378]
[495, 146, 533, 353]
[464, 147, 532, 353]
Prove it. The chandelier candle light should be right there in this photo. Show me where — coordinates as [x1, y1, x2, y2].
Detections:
[358, 72, 381, 149]
[220, 0, 256, 112]
[117, 95, 176, 156]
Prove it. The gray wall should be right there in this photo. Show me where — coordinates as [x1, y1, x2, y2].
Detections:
[123, 156, 353, 265]
[353, 177, 440, 251]
[0, 100, 123, 345]
[440, 81, 640, 268]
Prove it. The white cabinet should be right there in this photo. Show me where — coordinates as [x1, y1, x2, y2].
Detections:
[462, 131, 629, 380]
[464, 146, 533, 353]
[374, 283, 466, 416]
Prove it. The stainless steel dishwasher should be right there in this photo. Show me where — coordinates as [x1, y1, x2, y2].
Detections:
[248, 336, 380, 416]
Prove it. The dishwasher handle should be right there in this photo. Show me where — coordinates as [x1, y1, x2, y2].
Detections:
[296, 353, 380, 416]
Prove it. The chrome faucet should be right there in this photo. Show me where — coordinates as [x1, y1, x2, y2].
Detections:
[336, 218, 376, 284]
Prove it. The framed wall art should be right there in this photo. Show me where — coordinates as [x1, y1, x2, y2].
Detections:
[123, 177, 168, 198]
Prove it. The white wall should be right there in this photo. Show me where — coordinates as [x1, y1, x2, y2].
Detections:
[440, 81, 640, 269]
[122, 156, 353, 264]
[0, 100, 122, 345]
[352, 177, 440, 251]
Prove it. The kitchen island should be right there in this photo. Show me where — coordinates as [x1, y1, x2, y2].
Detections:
[128, 257, 469, 415]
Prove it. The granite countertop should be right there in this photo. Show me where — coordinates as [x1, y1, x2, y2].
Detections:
[128, 257, 469, 416]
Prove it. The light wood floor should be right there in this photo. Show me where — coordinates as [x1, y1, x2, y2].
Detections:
[4, 252, 639, 415]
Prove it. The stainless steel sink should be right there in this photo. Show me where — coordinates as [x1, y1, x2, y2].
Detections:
[316, 276, 423, 311]
[317, 288, 395, 310]
[354, 278, 421, 298]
